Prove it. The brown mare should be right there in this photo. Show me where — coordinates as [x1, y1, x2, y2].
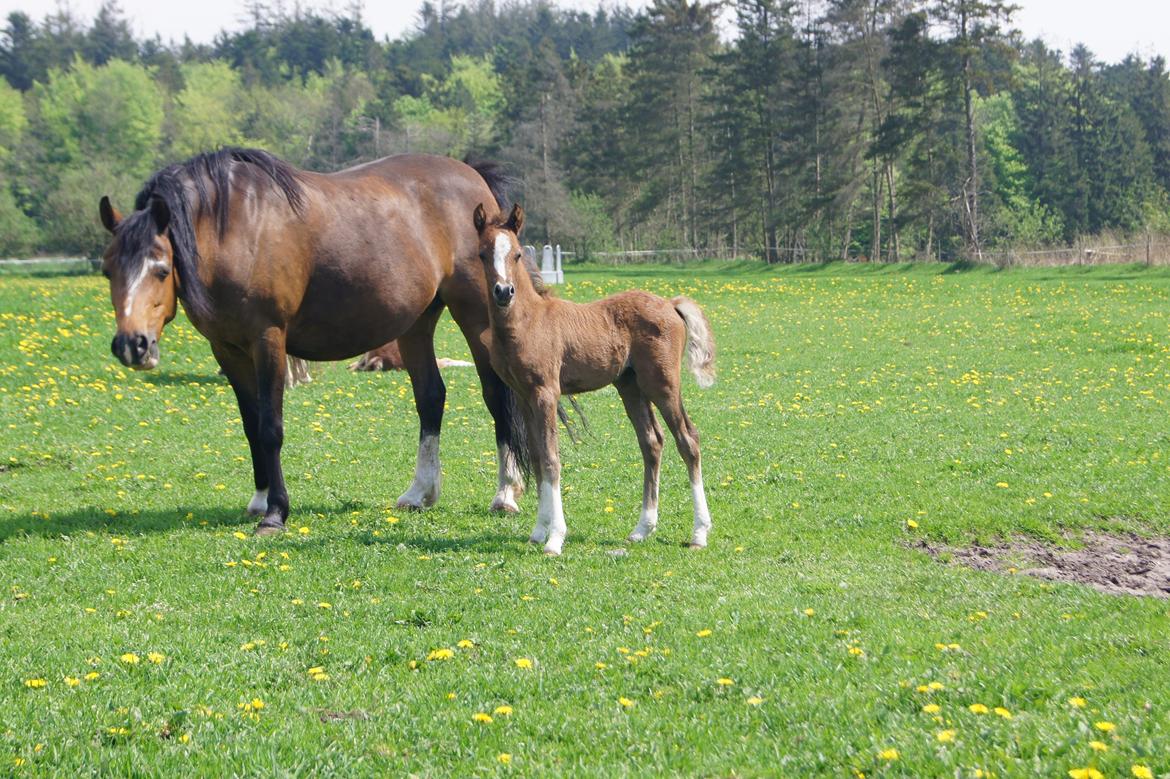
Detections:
[473, 203, 716, 555]
[98, 148, 526, 534]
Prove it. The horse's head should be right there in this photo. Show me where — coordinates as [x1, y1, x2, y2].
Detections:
[473, 202, 525, 310]
[98, 195, 178, 370]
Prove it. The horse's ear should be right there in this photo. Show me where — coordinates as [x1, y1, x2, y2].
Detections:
[473, 203, 487, 234]
[505, 203, 525, 236]
[99, 196, 121, 233]
[149, 197, 170, 234]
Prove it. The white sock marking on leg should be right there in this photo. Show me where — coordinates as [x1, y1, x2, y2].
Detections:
[690, 466, 711, 548]
[247, 488, 268, 515]
[397, 434, 441, 508]
[539, 478, 566, 555]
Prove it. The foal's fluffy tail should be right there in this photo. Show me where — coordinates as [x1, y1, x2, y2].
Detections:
[672, 296, 716, 389]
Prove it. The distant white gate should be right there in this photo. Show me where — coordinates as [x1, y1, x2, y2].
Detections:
[523, 244, 564, 284]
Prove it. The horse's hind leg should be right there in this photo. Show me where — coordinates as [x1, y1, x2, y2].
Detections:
[615, 375, 663, 543]
[396, 301, 447, 510]
[650, 385, 711, 549]
[253, 327, 291, 535]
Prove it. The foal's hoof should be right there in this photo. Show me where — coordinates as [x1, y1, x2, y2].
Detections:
[543, 546, 562, 557]
[627, 532, 648, 544]
[688, 541, 707, 551]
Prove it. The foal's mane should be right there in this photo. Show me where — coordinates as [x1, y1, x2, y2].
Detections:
[120, 147, 307, 320]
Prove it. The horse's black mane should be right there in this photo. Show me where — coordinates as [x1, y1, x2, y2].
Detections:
[118, 148, 306, 320]
[465, 157, 550, 298]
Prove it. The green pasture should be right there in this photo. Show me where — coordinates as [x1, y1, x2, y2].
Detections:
[0, 263, 1167, 776]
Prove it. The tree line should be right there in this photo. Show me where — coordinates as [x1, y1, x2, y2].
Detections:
[2, 0, 1169, 262]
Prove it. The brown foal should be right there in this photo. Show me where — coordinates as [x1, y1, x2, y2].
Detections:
[473, 203, 717, 555]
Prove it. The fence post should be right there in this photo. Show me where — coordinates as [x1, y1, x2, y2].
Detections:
[1147, 230, 1153, 267]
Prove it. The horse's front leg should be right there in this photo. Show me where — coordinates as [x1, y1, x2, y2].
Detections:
[396, 305, 446, 509]
[531, 389, 566, 556]
[253, 327, 290, 535]
[211, 344, 268, 516]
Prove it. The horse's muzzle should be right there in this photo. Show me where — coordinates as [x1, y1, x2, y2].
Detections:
[493, 282, 515, 307]
[112, 332, 160, 370]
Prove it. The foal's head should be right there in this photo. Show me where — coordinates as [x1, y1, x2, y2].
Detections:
[98, 196, 178, 370]
[473, 202, 526, 311]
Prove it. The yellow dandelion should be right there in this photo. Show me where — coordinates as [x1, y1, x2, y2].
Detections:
[1068, 769, 1104, 779]
[696, 629, 713, 637]
[906, 519, 919, 529]
[1069, 697, 1087, 708]
[595, 662, 608, 670]
[1132, 766, 1153, 779]
[994, 707, 1012, 719]
[618, 697, 635, 708]
[457, 639, 475, 649]
[716, 678, 734, 686]
[472, 712, 493, 724]
[497, 753, 512, 765]
[232, 531, 248, 540]
[147, 652, 165, 664]
[1089, 741, 1108, 753]
[494, 705, 513, 716]
[317, 602, 331, 609]
[119, 653, 140, 665]
[1094, 721, 1116, 733]
[922, 703, 941, 714]
[968, 703, 989, 715]
[427, 648, 454, 661]
[514, 657, 533, 669]
[64, 676, 80, 687]
[24, 678, 47, 689]
[298, 526, 310, 535]
[84, 671, 100, 681]
[877, 748, 899, 761]
[178, 733, 190, 744]
[746, 696, 764, 706]
[937, 729, 956, 743]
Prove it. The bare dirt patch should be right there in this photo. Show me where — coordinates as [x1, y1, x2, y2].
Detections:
[919, 532, 1170, 598]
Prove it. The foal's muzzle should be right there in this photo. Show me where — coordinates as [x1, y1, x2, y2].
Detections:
[112, 332, 159, 370]
[493, 282, 515, 307]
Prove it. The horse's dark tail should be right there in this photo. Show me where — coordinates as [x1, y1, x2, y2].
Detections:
[465, 157, 517, 212]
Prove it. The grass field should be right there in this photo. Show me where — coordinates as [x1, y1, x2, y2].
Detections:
[1, 262, 1168, 777]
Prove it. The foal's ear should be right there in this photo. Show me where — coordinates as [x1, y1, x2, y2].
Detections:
[99, 196, 122, 233]
[149, 197, 170, 234]
[473, 203, 487, 234]
[505, 203, 525, 235]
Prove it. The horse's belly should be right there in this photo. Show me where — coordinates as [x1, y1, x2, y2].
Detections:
[286, 275, 436, 361]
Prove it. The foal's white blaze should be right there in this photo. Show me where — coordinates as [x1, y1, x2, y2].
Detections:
[122, 258, 167, 318]
[247, 488, 269, 515]
[689, 465, 712, 548]
[537, 478, 566, 556]
[491, 444, 522, 513]
[397, 433, 441, 508]
[493, 232, 513, 283]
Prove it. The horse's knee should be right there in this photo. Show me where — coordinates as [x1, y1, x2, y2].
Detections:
[259, 417, 283, 452]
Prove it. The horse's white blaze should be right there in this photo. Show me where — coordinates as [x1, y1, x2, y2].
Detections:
[491, 444, 521, 513]
[247, 488, 269, 515]
[397, 434, 441, 508]
[537, 478, 566, 555]
[493, 233, 512, 284]
[122, 258, 167, 318]
[689, 466, 712, 548]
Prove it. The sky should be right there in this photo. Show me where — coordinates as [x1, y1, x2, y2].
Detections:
[1, 0, 1168, 65]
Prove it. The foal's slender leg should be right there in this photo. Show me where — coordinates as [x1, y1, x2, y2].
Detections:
[615, 375, 664, 543]
[211, 343, 268, 516]
[652, 390, 711, 549]
[396, 302, 447, 510]
[530, 389, 567, 555]
[445, 284, 525, 512]
[523, 402, 549, 545]
[253, 327, 290, 535]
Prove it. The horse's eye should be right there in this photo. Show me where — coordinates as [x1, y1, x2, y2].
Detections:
[154, 267, 170, 281]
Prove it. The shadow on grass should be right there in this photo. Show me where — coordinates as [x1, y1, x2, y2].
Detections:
[0, 503, 348, 542]
[140, 371, 224, 387]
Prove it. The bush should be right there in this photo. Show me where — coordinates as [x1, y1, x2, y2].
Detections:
[0, 186, 40, 257]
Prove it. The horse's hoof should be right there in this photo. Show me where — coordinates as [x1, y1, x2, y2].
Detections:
[688, 542, 706, 551]
[543, 547, 562, 557]
[396, 499, 426, 511]
[254, 523, 284, 537]
[627, 532, 646, 543]
[491, 497, 520, 515]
